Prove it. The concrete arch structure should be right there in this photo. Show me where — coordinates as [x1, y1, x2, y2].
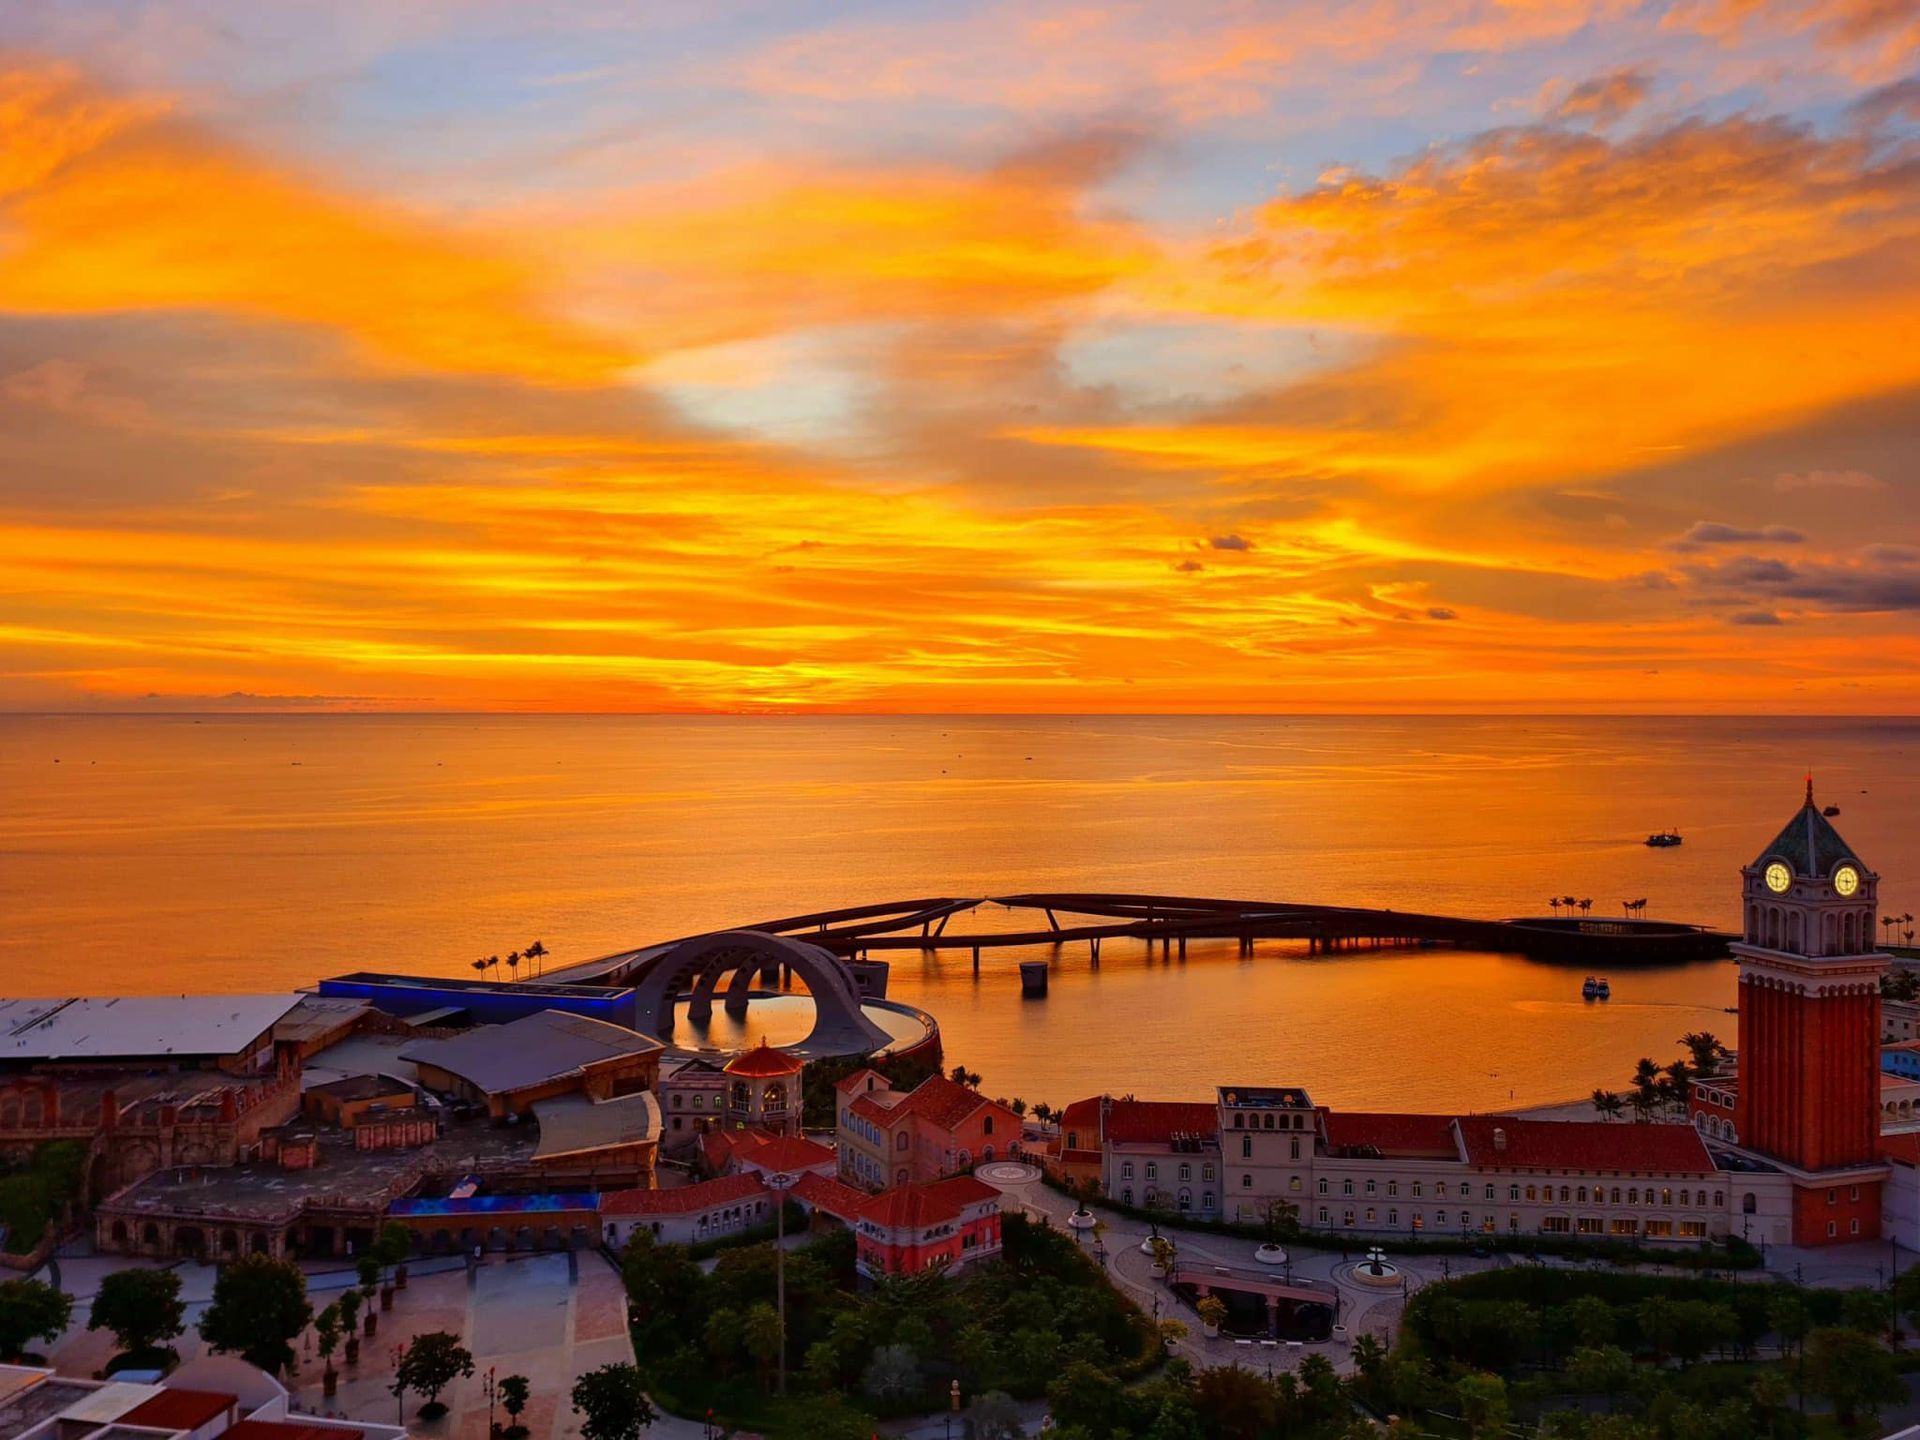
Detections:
[631, 930, 889, 1056]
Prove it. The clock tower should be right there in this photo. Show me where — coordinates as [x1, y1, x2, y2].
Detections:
[1733, 780, 1888, 1244]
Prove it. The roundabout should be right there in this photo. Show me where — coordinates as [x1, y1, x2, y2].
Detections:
[976, 1160, 1041, 1186]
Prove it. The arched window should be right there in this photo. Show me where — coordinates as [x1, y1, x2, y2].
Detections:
[1742, 1192, 1756, 1214]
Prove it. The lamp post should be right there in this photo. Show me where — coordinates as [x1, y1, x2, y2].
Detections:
[483, 1367, 497, 1439]
[945, 1378, 960, 1439]
[391, 1344, 406, 1425]
[768, 1170, 796, 1397]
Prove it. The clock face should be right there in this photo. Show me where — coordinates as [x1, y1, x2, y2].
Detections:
[1764, 862, 1791, 894]
[1834, 865, 1860, 897]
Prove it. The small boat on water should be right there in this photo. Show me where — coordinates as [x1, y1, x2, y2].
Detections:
[1823, 804, 1841, 817]
[1645, 830, 1683, 848]
[1582, 975, 1612, 999]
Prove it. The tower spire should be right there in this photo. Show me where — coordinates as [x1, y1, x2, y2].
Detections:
[1805, 772, 1814, 806]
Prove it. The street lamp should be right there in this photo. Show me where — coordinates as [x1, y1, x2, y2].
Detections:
[768, 1170, 797, 1397]
[945, 1378, 960, 1439]
[483, 1367, 498, 1439]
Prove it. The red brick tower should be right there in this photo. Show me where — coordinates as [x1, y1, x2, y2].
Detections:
[1733, 780, 1888, 1244]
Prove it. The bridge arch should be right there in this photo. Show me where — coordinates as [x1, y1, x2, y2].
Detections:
[629, 930, 889, 1055]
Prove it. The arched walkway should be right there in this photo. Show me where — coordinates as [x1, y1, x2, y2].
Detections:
[630, 930, 889, 1054]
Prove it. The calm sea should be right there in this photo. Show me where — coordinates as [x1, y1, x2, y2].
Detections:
[2, 715, 1914, 1114]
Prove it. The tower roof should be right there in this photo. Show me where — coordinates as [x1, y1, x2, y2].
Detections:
[1753, 779, 1863, 879]
[723, 1041, 803, 1078]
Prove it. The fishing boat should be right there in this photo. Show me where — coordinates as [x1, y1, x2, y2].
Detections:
[1582, 975, 1600, 999]
[1645, 830, 1683, 848]
[1595, 977, 1611, 999]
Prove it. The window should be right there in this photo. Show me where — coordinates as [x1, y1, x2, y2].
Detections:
[1203, 1164, 1215, 1181]
[1484, 1184, 1495, 1201]
[1713, 1191, 1723, 1207]
[1509, 1185, 1520, 1201]
[984, 1116, 994, 1135]
[1343, 1178, 1354, 1196]
[1412, 1213, 1424, 1230]
[1542, 1215, 1571, 1234]
[1436, 1182, 1447, 1198]
[1388, 1181, 1399, 1197]
[1645, 1219, 1673, 1238]
[1318, 1178, 1329, 1195]
[1343, 1209, 1356, 1226]
[1742, 1192, 1756, 1214]
[1678, 1189, 1689, 1206]
[1559, 1186, 1570, 1203]
[1577, 1216, 1604, 1234]
[1576, 1186, 1587, 1203]
[1679, 1220, 1708, 1238]
[1436, 1210, 1448, 1226]
[1122, 1188, 1133, 1206]
[1264, 1114, 1275, 1129]
[1661, 1187, 1673, 1205]
[1525, 1185, 1537, 1202]
[1413, 1181, 1424, 1197]
[1179, 1163, 1191, 1182]
[1610, 1218, 1637, 1236]
[1509, 1214, 1520, 1231]
[1203, 1191, 1214, 1210]
[897, 1133, 909, 1151]
[1242, 1136, 1253, 1159]
[1850, 1185, 1861, 1202]
[1318, 1207, 1329, 1223]
[1366, 1207, 1376, 1223]
[1388, 1209, 1398, 1225]
[1365, 1179, 1376, 1195]
[1610, 1187, 1621, 1204]
[1233, 1113, 1244, 1128]
[1628, 1187, 1639, 1204]
[1290, 1138, 1300, 1160]
[1289, 1177, 1301, 1192]
[1827, 1220, 1838, 1238]
[1851, 1219, 1862, 1236]
[1242, 1174, 1252, 1188]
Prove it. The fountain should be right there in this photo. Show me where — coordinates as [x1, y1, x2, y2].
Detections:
[1352, 1245, 1402, 1287]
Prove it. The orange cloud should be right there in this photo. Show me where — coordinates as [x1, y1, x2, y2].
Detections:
[0, 58, 628, 382]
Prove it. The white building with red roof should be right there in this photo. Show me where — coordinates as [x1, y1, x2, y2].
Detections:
[600, 1171, 775, 1248]
[834, 1071, 1020, 1191]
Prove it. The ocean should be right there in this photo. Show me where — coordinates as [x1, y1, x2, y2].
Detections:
[3, 713, 1914, 1114]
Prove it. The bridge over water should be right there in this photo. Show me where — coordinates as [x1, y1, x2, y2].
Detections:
[548, 891, 1729, 989]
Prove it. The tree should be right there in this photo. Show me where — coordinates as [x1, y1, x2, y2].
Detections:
[1454, 1372, 1508, 1439]
[1191, 1365, 1277, 1440]
[1660, 1058, 1696, 1109]
[87, 1267, 185, 1358]
[506, 950, 521, 982]
[314, 1305, 341, 1393]
[1561, 1294, 1617, 1350]
[337, 1287, 363, 1363]
[1680, 1031, 1724, 1076]
[393, 1331, 474, 1418]
[861, 1343, 920, 1401]
[571, 1363, 657, 1440]
[1803, 1326, 1902, 1430]
[1350, 1332, 1387, 1394]
[1630, 1058, 1663, 1121]
[1842, 1286, 1897, 1347]
[374, 1221, 414, 1290]
[0, 1279, 73, 1363]
[741, 1302, 782, 1392]
[1196, 1295, 1229, 1335]
[198, 1253, 311, 1375]
[949, 1065, 982, 1089]
[1048, 1360, 1131, 1434]
[1569, 1344, 1634, 1413]
[1591, 1088, 1625, 1121]
[620, 1230, 705, 1355]
[499, 1374, 530, 1439]
[356, 1255, 381, 1333]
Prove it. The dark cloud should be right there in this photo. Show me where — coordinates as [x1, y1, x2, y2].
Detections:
[1850, 77, 1920, 128]
[1689, 550, 1920, 613]
[1551, 66, 1654, 124]
[1728, 611, 1784, 625]
[1667, 520, 1806, 551]
[1209, 533, 1253, 551]
[1426, 606, 1457, 620]
[1174, 558, 1204, 572]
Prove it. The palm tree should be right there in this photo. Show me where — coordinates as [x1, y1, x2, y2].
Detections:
[1549, 898, 1561, 917]
[470, 959, 488, 976]
[1680, 1031, 1723, 1077]
[1562, 895, 1579, 919]
[525, 940, 547, 976]
[1660, 1058, 1695, 1110]
[488, 954, 501, 979]
[1579, 898, 1593, 917]
[1591, 1088, 1625, 1122]
[1630, 1058, 1662, 1122]
[1887, 916, 1900, 944]
[506, 950, 521, 983]
[1904, 913, 1915, 944]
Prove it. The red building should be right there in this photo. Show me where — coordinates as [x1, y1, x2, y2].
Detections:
[849, 1174, 1003, 1276]
[835, 1071, 1021, 1190]
[1732, 782, 1890, 1245]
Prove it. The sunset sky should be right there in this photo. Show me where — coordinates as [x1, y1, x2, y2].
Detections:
[1, 1, 1916, 713]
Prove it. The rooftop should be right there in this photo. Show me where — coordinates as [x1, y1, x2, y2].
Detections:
[734, 1135, 837, 1173]
[1219, 1085, 1314, 1109]
[723, 1043, 804, 1078]
[1322, 1111, 1460, 1160]
[601, 1172, 766, 1217]
[857, 1174, 1000, 1231]
[402, 1010, 662, 1096]
[1753, 782, 1865, 880]
[118, 1390, 236, 1432]
[1103, 1100, 1219, 1146]
[529, 1090, 661, 1161]
[1455, 1116, 1716, 1173]
[0, 995, 301, 1065]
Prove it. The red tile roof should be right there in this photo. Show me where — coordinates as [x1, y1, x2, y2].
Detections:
[601, 1172, 767, 1216]
[791, 1170, 869, 1219]
[1104, 1100, 1218, 1145]
[1455, 1116, 1715, 1173]
[738, 1135, 836, 1173]
[702, 1124, 780, 1173]
[1323, 1111, 1460, 1159]
[120, 1390, 236, 1432]
[1883, 1132, 1920, 1164]
[835, 1068, 889, 1094]
[856, 1174, 1001, 1231]
[854, 1073, 1007, 1133]
[1055, 1096, 1104, 1161]
[725, 1043, 803, 1078]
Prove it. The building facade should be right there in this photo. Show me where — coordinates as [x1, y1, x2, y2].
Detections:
[835, 1071, 1020, 1190]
